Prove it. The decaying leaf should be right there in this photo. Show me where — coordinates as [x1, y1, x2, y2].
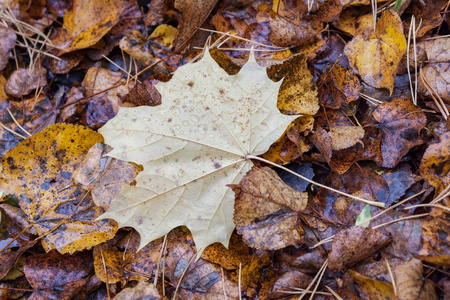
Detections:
[373, 98, 426, 168]
[345, 270, 396, 300]
[98, 49, 298, 252]
[329, 126, 364, 150]
[417, 216, 450, 268]
[0, 27, 16, 71]
[344, 10, 406, 93]
[231, 167, 308, 250]
[24, 250, 93, 300]
[420, 131, 450, 191]
[395, 258, 438, 300]
[0, 124, 117, 254]
[113, 281, 163, 300]
[318, 65, 360, 109]
[119, 30, 154, 65]
[268, 54, 319, 115]
[64, 0, 127, 51]
[328, 226, 392, 271]
[4, 68, 47, 97]
[269, 271, 312, 299]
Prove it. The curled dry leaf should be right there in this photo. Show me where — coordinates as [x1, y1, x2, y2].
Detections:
[4, 68, 47, 97]
[328, 226, 392, 271]
[344, 10, 406, 93]
[267, 54, 319, 115]
[373, 98, 426, 168]
[318, 65, 360, 109]
[0, 27, 16, 71]
[24, 250, 93, 300]
[231, 167, 308, 250]
[409, 0, 448, 38]
[0, 124, 117, 254]
[395, 258, 438, 300]
[98, 49, 298, 253]
[420, 131, 450, 191]
[417, 38, 450, 104]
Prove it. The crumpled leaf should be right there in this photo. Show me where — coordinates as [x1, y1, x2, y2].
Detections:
[394, 258, 438, 300]
[318, 65, 360, 109]
[373, 97, 426, 168]
[98, 49, 298, 252]
[0, 27, 16, 71]
[417, 38, 450, 104]
[344, 10, 406, 93]
[173, 0, 219, 50]
[24, 250, 93, 300]
[231, 167, 308, 250]
[328, 226, 392, 271]
[0, 124, 117, 254]
[4, 68, 47, 97]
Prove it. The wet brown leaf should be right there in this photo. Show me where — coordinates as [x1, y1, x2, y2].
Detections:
[146, 0, 170, 27]
[395, 258, 438, 300]
[268, 271, 312, 299]
[344, 10, 406, 93]
[421, 131, 450, 191]
[409, 0, 448, 38]
[113, 281, 165, 300]
[123, 74, 171, 107]
[373, 97, 426, 168]
[72, 143, 142, 210]
[344, 270, 395, 300]
[232, 167, 308, 250]
[49, 52, 84, 74]
[24, 250, 93, 300]
[417, 216, 450, 268]
[173, 0, 219, 50]
[268, 12, 321, 47]
[318, 65, 360, 109]
[328, 226, 392, 271]
[329, 126, 364, 150]
[417, 38, 450, 105]
[4, 68, 47, 98]
[0, 27, 16, 71]
[119, 30, 154, 65]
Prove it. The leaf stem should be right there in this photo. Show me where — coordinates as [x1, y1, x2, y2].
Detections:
[246, 155, 386, 208]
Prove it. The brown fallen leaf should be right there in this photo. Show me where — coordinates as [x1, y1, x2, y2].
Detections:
[72, 143, 142, 210]
[395, 258, 438, 300]
[113, 281, 165, 300]
[0, 124, 117, 254]
[173, 0, 219, 50]
[0, 27, 16, 71]
[80, 67, 129, 126]
[4, 68, 47, 98]
[146, 0, 170, 27]
[328, 226, 392, 271]
[344, 270, 395, 300]
[329, 126, 365, 150]
[409, 0, 448, 38]
[24, 250, 93, 300]
[416, 216, 450, 268]
[119, 30, 154, 65]
[373, 97, 426, 168]
[49, 52, 84, 74]
[420, 131, 450, 191]
[417, 38, 450, 105]
[344, 10, 406, 93]
[267, 54, 319, 115]
[268, 271, 312, 299]
[318, 65, 360, 109]
[123, 74, 171, 107]
[0, 204, 36, 280]
[232, 167, 308, 250]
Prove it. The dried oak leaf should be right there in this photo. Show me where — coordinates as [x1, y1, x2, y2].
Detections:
[4, 68, 47, 97]
[318, 65, 360, 109]
[417, 38, 450, 105]
[0, 124, 117, 254]
[64, 0, 127, 51]
[344, 10, 406, 93]
[267, 54, 319, 115]
[420, 131, 450, 191]
[328, 226, 392, 271]
[24, 250, 93, 300]
[373, 97, 426, 168]
[395, 259, 438, 300]
[98, 49, 298, 252]
[173, 0, 219, 50]
[231, 167, 308, 250]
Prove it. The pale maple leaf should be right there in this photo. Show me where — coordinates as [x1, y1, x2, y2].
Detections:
[97, 49, 298, 252]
